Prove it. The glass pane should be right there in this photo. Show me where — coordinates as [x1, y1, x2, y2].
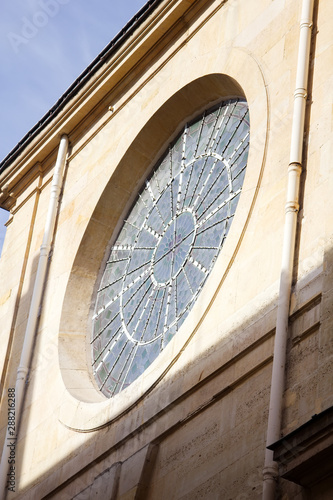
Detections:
[92, 98, 250, 397]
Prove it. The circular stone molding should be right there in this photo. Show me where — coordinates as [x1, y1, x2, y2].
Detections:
[59, 48, 268, 431]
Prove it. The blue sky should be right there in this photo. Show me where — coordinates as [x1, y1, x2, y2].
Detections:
[0, 0, 147, 255]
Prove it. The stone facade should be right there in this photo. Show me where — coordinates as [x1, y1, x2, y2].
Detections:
[0, 0, 332, 498]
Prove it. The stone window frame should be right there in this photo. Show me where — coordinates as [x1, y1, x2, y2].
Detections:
[58, 48, 269, 432]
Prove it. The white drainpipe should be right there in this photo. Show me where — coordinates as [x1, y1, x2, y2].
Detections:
[0, 134, 69, 498]
[262, 0, 314, 498]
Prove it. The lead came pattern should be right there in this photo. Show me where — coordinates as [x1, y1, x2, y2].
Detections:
[92, 99, 250, 397]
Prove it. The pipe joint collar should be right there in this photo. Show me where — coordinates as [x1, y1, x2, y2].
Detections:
[40, 243, 49, 257]
[288, 163, 302, 175]
[294, 88, 307, 100]
[285, 201, 300, 213]
[300, 20, 313, 30]
[263, 463, 279, 482]
[17, 366, 29, 380]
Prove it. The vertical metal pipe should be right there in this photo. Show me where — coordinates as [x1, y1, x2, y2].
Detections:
[262, 1, 314, 498]
[0, 135, 69, 498]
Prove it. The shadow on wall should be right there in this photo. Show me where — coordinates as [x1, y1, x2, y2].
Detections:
[3, 242, 332, 499]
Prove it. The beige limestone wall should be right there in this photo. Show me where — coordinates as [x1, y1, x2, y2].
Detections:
[0, 0, 332, 498]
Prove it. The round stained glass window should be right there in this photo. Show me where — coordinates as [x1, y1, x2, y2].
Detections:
[92, 98, 250, 397]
